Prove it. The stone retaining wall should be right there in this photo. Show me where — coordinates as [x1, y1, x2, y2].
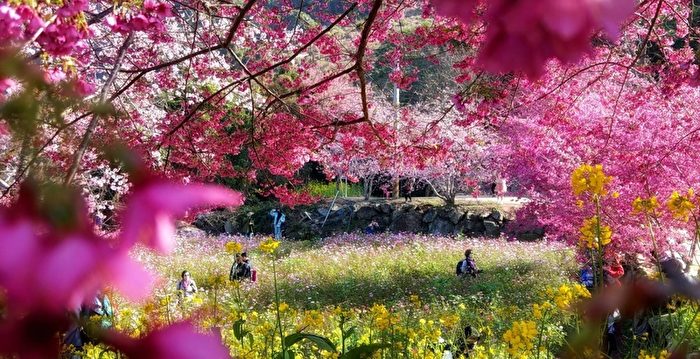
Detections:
[192, 200, 541, 240]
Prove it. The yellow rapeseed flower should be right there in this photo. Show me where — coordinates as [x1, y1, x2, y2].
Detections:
[532, 301, 553, 320]
[667, 189, 695, 221]
[297, 310, 325, 331]
[278, 302, 289, 313]
[225, 241, 243, 254]
[532, 303, 544, 320]
[259, 238, 280, 254]
[502, 320, 538, 358]
[572, 283, 591, 298]
[438, 313, 460, 329]
[579, 216, 612, 249]
[553, 285, 572, 310]
[638, 349, 670, 359]
[571, 164, 612, 198]
[632, 196, 659, 215]
[369, 304, 392, 330]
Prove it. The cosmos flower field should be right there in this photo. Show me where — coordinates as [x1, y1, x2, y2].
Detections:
[85, 233, 591, 358]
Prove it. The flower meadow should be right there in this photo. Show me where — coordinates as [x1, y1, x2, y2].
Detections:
[65, 230, 700, 358]
[84, 233, 592, 359]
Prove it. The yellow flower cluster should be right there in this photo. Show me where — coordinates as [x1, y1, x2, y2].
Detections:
[225, 241, 243, 254]
[369, 304, 396, 330]
[532, 302, 553, 320]
[277, 302, 289, 313]
[579, 216, 612, 249]
[502, 320, 537, 358]
[297, 309, 324, 331]
[632, 196, 659, 215]
[547, 283, 590, 310]
[259, 238, 280, 254]
[409, 294, 421, 307]
[438, 313, 460, 329]
[416, 318, 442, 343]
[638, 349, 670, 359]
[471, 345, 496, 359]
[571, 164, 612, 198]
[667, 189, 695, 221]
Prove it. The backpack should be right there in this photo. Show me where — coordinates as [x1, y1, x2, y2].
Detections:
[456, 260, 465, 276]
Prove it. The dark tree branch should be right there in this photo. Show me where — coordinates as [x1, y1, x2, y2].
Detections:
[64, 32, 134, 185]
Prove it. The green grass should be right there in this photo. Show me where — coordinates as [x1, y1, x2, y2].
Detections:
[302, 181, 364, 198]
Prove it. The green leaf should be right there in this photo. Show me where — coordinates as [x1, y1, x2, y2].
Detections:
[340, 344, 389, 359]
[284, 333, 337, 352]
[233, 319, 248, 341]
[274, 350, 295, 359]
[246, 332, 254, 344]
[343, 326, 356, 339]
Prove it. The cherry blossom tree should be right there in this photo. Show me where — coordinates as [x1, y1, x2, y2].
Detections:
[5, 0, 700, 356]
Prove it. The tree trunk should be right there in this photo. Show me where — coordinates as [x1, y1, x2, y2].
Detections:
[393, 177, 400, 199]
[14, 135, 30, 184]
[363, 176, 373, 200]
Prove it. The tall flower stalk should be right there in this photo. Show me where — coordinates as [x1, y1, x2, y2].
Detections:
[572, 163, 613, 290]
[259, 238, 284, 356]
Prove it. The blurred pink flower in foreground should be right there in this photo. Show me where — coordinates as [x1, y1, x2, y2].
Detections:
[120, 182, 244, 253]
[0, 175, 243, 358]
[108, 322, 231, 359]
[431, 0, 636, 77]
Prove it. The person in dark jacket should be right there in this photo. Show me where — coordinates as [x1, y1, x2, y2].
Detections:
[456, 249, 481, 277]
[230, 253, 252, 281]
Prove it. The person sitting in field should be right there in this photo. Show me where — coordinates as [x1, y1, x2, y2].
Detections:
[177, 270, 198, 297]
[456, 249, 481, 278]
[63, 291, 114, 352]
[229, 253, 252, 281]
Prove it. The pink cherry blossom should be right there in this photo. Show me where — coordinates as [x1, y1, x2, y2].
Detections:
[479, 0, 635, 77]
[0, 5, 22, 44]
[56, 0, 88, 18]
[431, 0, 635, 77]
[430, 0, 477, 25]
[74, 78, 95, 97]
[143, 0, 173, 18]
[120, 182, 244, 253]
[36, 21, 86, 56]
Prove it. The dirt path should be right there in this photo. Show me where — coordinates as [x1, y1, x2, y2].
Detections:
[320, 195, 528, 212]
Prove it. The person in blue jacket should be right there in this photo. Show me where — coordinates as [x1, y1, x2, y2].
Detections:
[269, 208, 286, 239]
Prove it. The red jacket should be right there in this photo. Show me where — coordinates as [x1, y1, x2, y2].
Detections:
[607, 264, 624, 278]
